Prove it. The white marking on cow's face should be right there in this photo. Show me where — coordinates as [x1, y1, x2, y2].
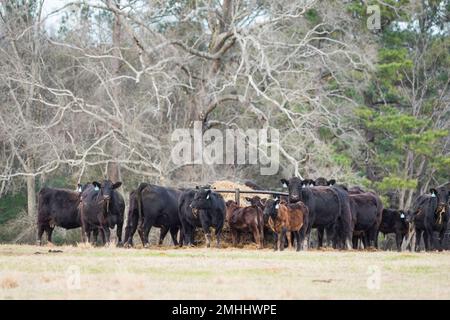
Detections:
[400, 213, 405, 219]
[431, 193, 436, 197]
[94, 185, 100, 191]
[275, 203, 279, 209]
[282, 183, 288, 188]
[309, 183, 314, 187]
[206, 194, 210, 200]
[77, 186, 82, 192]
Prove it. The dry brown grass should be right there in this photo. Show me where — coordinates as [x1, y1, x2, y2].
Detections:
[0, 244, 449, 299]
[1, 276, 19, 289]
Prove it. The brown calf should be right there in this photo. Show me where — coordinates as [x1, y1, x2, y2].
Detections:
[263, 198, 308, 251]
[225, 198, 264, 249]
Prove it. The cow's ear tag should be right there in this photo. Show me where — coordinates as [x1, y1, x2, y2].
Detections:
[94, 185, 99, 191]
[400, 213, 405, 219]
[431, 193, 436, 197]
[275, 204, 279, 209]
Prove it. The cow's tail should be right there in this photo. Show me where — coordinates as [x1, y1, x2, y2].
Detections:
[136, 183, 149, 222]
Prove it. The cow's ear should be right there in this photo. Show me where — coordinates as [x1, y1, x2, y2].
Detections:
[280, 179, 289, 188]
[430, 188, 437, 197]
[112, 182, 122, 189]
[92, 181, 101, 191]
[328, 179, 336, 186]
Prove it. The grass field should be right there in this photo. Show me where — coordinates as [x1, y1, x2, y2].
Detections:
[0, 244, 449, 299]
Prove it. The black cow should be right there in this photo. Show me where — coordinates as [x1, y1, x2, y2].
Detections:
[280, 177, 353, 249]
[377, 208, 411, 251]
[79, 180, 124, 245]
[37, 184, 87, 245]
[412, 187, 450, 252]
[349, 192, 383, 249]
[123, 183, 181, 248]
[178, 187, 225, 248]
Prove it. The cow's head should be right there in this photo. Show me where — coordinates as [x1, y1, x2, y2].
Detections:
[302, 179, 316, 188]
[314, 177, 336, 186]
[190, 187, 212, 213]
[430, 187, 450, 207]
[92, 180, 122, 201]
[245, 196, 264, 208]
[281, 177, 305, 203]
[76, 183, 89, 193]
[398, 209, 413, 225]
[263, 198, 280, 219]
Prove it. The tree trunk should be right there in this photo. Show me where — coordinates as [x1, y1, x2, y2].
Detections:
[107, 0, 122, 183]
[27, 174, 36, 218]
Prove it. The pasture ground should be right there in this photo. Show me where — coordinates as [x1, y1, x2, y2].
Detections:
[0, 244, 449, 299]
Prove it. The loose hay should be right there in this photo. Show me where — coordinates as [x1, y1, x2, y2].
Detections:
[211, 180, 269, 206]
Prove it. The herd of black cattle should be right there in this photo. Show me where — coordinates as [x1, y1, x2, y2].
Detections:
[37, 177, 450, 252]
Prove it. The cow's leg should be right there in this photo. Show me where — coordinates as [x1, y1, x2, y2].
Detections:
[169, 227, 179, 246]
[273, 232, 278, 251]
[204, 231, 212, 248]
[86, 227, 94, 244]
[142, 217, 155, 248]
[215, 227, 222, 248]
[395, 232, 403, 252]
[231, 228, 238, 247]
[280, 227, 287, 251]
[159, 226, 169, 245]
[137, 218, 146, 246]
[367, 226, 377, 249]
[259, 218, 265, 249]
[190, 230, 195, 246]
[292, 231, 299, 251]
[116, 221, 123, 247]
[252, 225, 261, 249]
[352, 235, 358, 249]
[438, 229, 445, 252]
[298, 225, 307, 251]
[99, 226, 110, 246]
[199, 216, 212, 248]
[286, 230, 292, 250]
[375, 230, 379, 249]
[37, 224, 46, 246]
[93, 229, 100, 245]
[180, 222, 191, 246]
[80, 222, 88, 244]
[415, 229, 422, 252]
[324, 225, 335, 248]
[317, 226, 324, 248]
[424, 227, 434, 252]
[46, 226, 54, 245]
[423, 230, 430, 251]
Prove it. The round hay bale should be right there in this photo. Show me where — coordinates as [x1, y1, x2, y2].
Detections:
[211, 180, 269, 206]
